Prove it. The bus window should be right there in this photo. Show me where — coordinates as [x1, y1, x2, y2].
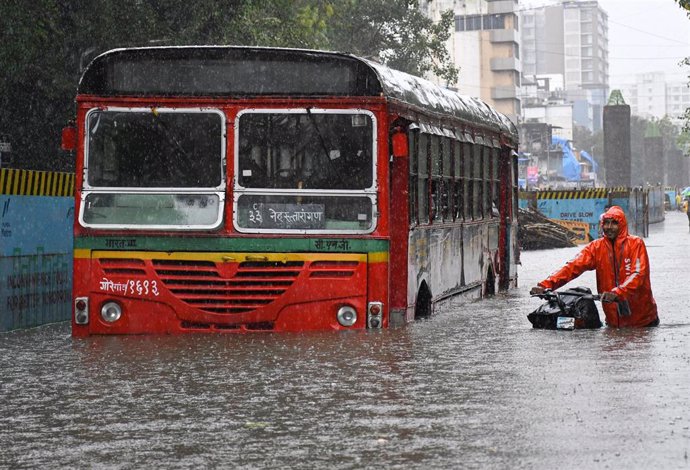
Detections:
[491, 147, 500, 216]
[454, 140, 463, 221]
[82, 108, 225, 229]
[430, 135, 442, 222]
[483, 142, 491, 218]
[442, 137, 452, 221]
[463, 142, 472, 220]
[87, 109, 223, 188]
[472, 143, 482, 220]
[418, 133, 429, 224]
[237, 111, 373, 190]
[234, 110, 377, 233]
[409, 129, 419, 227]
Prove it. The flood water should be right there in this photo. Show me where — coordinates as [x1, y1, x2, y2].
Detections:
[2, 212, 690, 469]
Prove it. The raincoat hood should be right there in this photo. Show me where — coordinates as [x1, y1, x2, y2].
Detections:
[602, 205, 628, 239]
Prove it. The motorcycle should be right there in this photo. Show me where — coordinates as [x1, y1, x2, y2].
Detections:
[528, 286, 603, 330]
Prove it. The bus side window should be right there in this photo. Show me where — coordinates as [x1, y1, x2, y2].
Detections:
[418, 133, 429, 224]
[430, 135, 442, 222]
[473, 143, 482, 220]
[463, 142, 472, 220]
[408, 129, 419, 227]
[453, 139, 463, 221]
[442, 136, 452, 221]
[483, 142, 491, 218]
[491, 146, 500, 216]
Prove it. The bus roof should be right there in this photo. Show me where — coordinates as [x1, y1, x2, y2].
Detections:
[79, 46, 517, 139]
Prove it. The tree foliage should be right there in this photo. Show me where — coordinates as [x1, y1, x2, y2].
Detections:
[0, 0, 456, 170]
[322, 1, 457, 83]
[676, 1, 690, 132]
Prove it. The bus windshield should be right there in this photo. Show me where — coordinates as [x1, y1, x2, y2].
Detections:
[237, 111, 374, 190]
[81, 108, 225, 229]
[234, 110, 377, 234]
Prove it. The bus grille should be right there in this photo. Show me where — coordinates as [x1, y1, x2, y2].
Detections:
[151, 259, 305, 314]
[97, 257, 360, 315]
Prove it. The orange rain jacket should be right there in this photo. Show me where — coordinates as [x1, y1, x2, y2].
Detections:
[537, 206, 658, 327]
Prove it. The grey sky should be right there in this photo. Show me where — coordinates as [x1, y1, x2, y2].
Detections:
[521, 0, 690, 86]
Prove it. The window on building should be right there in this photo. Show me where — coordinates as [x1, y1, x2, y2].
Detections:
[455, 16, 465, 31]
[466, 15, 482, 31]
[483, 14, 505, 30]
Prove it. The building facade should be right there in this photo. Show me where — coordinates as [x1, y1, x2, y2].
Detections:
[520, 0, 609, 131]
[423, 0, 521, 124]
[617, 72, 690, 126]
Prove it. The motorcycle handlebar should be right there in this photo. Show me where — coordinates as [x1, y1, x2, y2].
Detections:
[530, 289, 601, 302]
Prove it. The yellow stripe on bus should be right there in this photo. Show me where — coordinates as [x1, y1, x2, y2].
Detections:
[77, 250, 389, 263]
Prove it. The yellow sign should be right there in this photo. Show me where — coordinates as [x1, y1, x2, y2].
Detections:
[549, 219, 591, 245]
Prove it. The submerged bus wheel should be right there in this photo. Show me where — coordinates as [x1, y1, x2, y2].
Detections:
[415, 283, 432, 320]
[484, 268, 496, 297]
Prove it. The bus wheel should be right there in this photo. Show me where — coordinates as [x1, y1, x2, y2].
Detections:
[415, 283, 432, 320]
[484, 267, 496, 297]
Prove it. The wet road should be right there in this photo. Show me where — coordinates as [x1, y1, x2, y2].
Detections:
[2, 212, 690, 469]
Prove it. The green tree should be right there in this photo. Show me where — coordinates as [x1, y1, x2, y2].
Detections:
[676, 1, 690, 131]
[0, 0, 457, 170]
[322, 0, 457, 83]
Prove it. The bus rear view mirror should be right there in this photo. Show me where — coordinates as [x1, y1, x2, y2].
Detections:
[391, 130, 408, 158]
[61, 123, 76, 152]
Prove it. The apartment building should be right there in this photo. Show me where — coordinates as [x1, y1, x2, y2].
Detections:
[618, 72, 690, 125]
[520, 1, 609, 131]
[423, 0, 521, 124]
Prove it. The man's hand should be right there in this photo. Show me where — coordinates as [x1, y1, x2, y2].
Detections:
[601, 291, 619, 303]
[530, 286, 545, 296]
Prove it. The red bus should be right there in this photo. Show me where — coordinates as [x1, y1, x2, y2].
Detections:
[64, 46, 519, 335]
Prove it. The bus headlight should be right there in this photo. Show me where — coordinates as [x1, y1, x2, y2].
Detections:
[100, 301, 122, 323]
[336, 305, 357, 327]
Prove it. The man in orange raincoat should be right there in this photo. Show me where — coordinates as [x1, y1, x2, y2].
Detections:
[530, 205, 659, 328]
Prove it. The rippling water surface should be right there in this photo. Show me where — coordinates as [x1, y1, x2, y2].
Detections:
[2, 213, 690, 469]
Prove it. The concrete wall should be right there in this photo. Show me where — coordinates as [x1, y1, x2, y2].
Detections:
[0, 169, 74, 332]
[519, 186, 662, 241]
